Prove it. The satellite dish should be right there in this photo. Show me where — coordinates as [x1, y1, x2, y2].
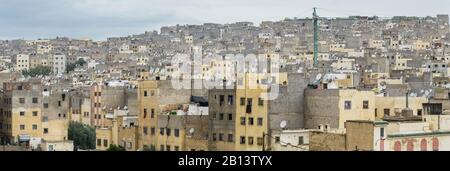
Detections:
[424, 90, 430, 97]
[189, 128, 195, 134]
[315, 74, 323, 81]
[280, 120, 287, 129]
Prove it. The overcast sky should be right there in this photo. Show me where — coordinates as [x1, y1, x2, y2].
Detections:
[1, 0, 449, 40]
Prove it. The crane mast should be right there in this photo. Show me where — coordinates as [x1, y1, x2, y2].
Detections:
[313, 7, 319, 68]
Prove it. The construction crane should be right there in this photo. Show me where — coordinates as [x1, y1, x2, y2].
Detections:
[313, 7, 319, 68]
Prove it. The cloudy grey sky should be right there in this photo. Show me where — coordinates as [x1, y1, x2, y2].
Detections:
[0, 0, 449, 40]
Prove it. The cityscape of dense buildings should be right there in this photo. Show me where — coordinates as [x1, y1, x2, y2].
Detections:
[1, 12, 450, 151]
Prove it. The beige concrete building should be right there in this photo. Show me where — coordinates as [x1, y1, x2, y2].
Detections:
[375, 96, 427, 119]
[0, 80, 43, 144]
[208, 73, 269, 151]
[305, 89, 376, 129]
[137, 80, 191, 150]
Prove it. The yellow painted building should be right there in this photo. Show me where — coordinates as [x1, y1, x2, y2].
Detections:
[137, 81, 159, 149]
[137, 80, 191, 150]
[305, 89, 376, 129]
[0, 81, 43, 144]
[375, 96, 427, 119]
[209, 73, 269, 151]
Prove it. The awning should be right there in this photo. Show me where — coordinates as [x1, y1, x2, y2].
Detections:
[19, 135, 31, 141]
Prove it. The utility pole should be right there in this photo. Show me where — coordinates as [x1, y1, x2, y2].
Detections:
[262, 132, 265, 151]
[313, 7, 319, 68]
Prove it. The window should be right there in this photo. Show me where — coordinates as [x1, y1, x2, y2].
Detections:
[150, 90, 155, 96]
[44, 128, 49, 134]
[363, 101, 369, 109]
[228, 134, 234, 142]
[257, 118, 263, 126]
[219, 133, 224, 141]
[143, 127, 148, 135]
[240, 98, 245, 106]
[20, 125, 25, 130]
[240, 117, 246, 125]
[175, 129, 180, 137]
[58, 101, 61, 107]
[380, 128, 385, 137]
[228, 95, 234, 105]
[384, 109, 390, 116]
[160, 128, 164, 135]
[32, 97, 38, 103]
[248, 137, 254, 145]
[97, 139, 101, 146]
[258, 98, 264, 106]
[144, 91, 148, 97]
[175, 146, 180, 151]
[247, 98, 253, 106]
[19, 98, 25, 104]
[212, 113, 217, 120]
[32, 124, 38, 130]
[103, 140, 108, 147]
[228, 114, 233, 121]
[212, 133, 217, 141]
[32, 111, 38, 116]
[298, 136, 304, 145]
[18, 85, 23, 90]
[151, 109, 155, 118]
[20, 111, 25, 116]
[246, 98, 253, 113]
[240, 136, 246, 144]
[418, 109, 423, 116]
[143, 108, 147, 118]
[249, 117, 254, 125]
[257, 137, 263, 146]
[219, 113, 224, 120]
[151, 127, 155, 135]
[344, 101, 352, 110]
[219, 95, 225, 106]
[166, 128, 171, 136]
[166, 145, 171, 151]
[275, 136, 280, 143]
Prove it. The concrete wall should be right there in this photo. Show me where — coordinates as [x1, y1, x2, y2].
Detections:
[42, 141, 74, 151]
[304, 89, 340, 129]
[309, 131, 346, 151]
[208, 89, 236, 151]
[345, 121, 374, 151]
[269, 73, 308, 131]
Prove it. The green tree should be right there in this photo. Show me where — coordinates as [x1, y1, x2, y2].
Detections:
[68, 122, 96, 150]
[66, 63, 76, 73]
[75, 58, 87, 66]
[66, 58, 87, 73]
[106, 144, 126, 151]
[22, 65, 52, 77]
[142, 145, 156, 151]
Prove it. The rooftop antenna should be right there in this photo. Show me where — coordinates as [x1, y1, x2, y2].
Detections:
[313, 7, 319, 68]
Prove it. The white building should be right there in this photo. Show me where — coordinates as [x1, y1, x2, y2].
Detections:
[271, 130, 310, 151]
[14, 54, 30, 72]
[52, 54, 66, 75]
